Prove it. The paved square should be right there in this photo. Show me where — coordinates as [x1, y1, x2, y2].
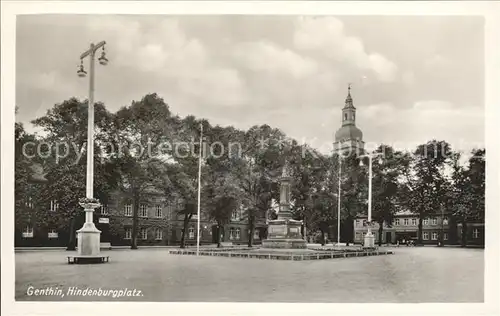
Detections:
[15, 247, 483, 302]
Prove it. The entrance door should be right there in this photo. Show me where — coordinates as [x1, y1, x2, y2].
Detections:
[385, 232, 392, 244]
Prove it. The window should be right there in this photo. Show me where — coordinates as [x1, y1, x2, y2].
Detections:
[355, 232, 362, 240]
[101, 205, 109, 215]
[403, 218, 409, 226]
[188, 227, 195, 239]
[22, 226, 34, 238]
[124, 204, 132, 217]
[431, 232, 438, 240]
[155, 205, 162, 218]
[48, 229, 58, 239]
[229, 228, 241, 240]
[140, 228, 148, 240]
[356, 219, 362, 227]
[344, 113, 348, 121]
[443, 217, 449, 225]
[231, 209, 239, 221]
[394, 218, 400, 226]
[124, 228, 132, 239]
[139, 205, 148, 217]
[155, 228, 163, 240]
[411, 218, 417, 226]
[232, 205, 243, 221]
[423, 232, 429, 240]
[472, 228, 480, 239]
[432, 218, 438, 225]
[50, 200, 59, 212]
[25, 196, 34, 209]
[444, 232, 448, 240]
[253, 229, 260, 240]
[353, 113, 355, 120]
[423, 218, 429, 225]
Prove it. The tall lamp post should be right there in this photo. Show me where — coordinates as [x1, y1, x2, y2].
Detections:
[336, 156, 342, 246]
[359, 151, 382, 249]
[196, 123, 203, 256]
[75, 41, 108, 260]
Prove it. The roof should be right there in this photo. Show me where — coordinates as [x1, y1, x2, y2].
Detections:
[334, 125, 363, 142]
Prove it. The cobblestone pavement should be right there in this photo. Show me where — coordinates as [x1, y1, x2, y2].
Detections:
[15, 246, 483, 302]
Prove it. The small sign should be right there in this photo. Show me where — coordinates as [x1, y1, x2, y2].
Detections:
[99, 217, 109, 224]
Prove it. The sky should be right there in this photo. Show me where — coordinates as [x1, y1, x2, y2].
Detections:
[16, 15, 485, 154]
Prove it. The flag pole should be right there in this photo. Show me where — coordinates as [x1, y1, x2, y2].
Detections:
[196, 123, 203, 256]
[337, 156, 342, 246]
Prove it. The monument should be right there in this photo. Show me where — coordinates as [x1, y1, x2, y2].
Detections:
[262, 162, 307, 249]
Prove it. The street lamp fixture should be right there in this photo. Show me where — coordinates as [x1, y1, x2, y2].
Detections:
[358, 151, 383, 249]
[98, 46, 109, 66]
[77, 60, 87, 78]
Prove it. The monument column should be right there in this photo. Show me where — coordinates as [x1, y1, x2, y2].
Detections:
[262, 162, 307, 249]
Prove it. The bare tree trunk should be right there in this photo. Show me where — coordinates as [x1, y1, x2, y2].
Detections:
[247, 215, 254, 247]
[131, 195, 139, 250]
[216, 223, 223, 248]
[180, 213, 192, 249]
[66, 216, 76, 251]
[417, 216, 423, 245]
[378, 221, 383, 246]
[461, 221, 468, 247]
[321, 229, 325, 246]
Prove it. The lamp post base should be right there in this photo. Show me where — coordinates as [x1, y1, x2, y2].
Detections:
[76, 202, 102, 257]
[363, 231, 375, 249]
[76, 222, 101, 256]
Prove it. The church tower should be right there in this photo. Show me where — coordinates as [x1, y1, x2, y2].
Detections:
[333, 84, 364, 157]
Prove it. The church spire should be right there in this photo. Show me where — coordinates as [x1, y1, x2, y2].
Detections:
[344, 83, 355, 109]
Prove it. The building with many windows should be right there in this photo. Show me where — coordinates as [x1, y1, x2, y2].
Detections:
[353, 210, 484, 246]
[15, 181, 268, 247]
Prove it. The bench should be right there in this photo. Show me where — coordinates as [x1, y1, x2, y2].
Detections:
[67, 255, 109, 264]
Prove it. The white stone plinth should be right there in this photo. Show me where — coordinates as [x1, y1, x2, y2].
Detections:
[363, 231, 375, 248]
[77, 222, 101, 256]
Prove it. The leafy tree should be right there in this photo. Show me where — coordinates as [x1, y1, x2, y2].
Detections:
[236, 125, 286, 247]
[290, 146, 335, 245]
[203, 172, 241, 247]
[340, 154, 367, 245]
[369, 145, 403, 246]
[400, 140, 451, 244]
[447, 148, 485, 246]
[113, 93, 173, 249]
[14, 120, 43, 231]
[31, 98, 117, 250]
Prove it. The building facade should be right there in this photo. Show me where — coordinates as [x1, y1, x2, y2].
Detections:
[15, 186, 267, 247]
[353, 210, 484, 246]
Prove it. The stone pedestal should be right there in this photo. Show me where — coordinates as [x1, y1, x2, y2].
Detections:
[77, 222, 101, 256]
[262, 219, 307, 249]
[262, 162, 307, 249]
[363, 230, 375, 249]
[75, 202, 102, 256]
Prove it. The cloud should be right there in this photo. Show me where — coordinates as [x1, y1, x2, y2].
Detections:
[25, 71, 75, 93]
[357, 100, 484, 152]
[232, 41, 318, 79]
[293, 17, 398, 82]
[15, 15, 484, 155]
[424, 54, 453, 70]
